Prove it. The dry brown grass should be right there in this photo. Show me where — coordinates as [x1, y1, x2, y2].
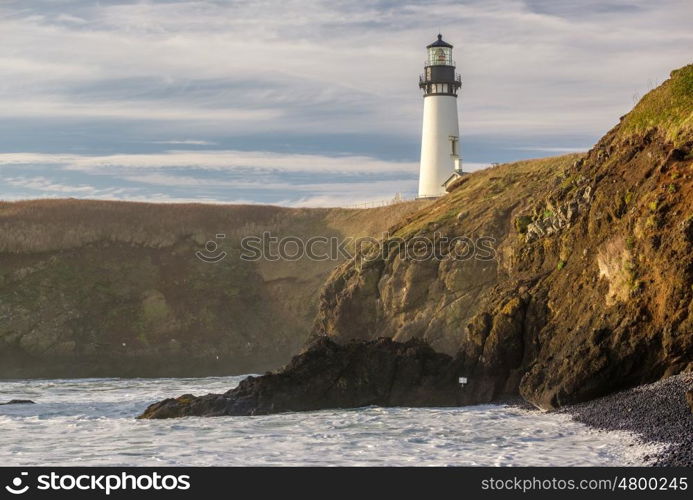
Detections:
[0, 199, 427, 253]
[389, 154, 583, 239]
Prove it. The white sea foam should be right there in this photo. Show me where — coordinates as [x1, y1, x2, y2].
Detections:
[0, 376, 661, 466]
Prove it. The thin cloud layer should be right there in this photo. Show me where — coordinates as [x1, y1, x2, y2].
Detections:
[0, 150, 448, 206]
[0, 0, 690, 205]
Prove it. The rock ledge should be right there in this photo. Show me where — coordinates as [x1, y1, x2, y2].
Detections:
[139, 337, 463, 419]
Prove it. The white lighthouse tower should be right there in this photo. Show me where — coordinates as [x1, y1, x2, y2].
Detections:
[418, 34, 462, 198]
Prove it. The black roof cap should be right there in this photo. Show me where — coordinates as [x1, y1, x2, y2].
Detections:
[427, 34, 453, 49]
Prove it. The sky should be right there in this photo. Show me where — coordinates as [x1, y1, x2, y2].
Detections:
[0, 0, 691, 206]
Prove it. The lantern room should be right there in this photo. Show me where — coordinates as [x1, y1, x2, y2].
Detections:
[426, 34, 453, 66]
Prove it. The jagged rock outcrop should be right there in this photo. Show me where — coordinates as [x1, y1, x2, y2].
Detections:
[139, 337, 463, 418]
[525, 184, 592, 243]
[0, 399, 35, 405]
[313, 65, 693, 409]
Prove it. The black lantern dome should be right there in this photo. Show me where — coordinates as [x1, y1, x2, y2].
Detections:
[419, 34, 461, 97]
[426, 34, 453, 49]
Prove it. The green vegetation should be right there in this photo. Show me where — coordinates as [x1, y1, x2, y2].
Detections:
[559, 173, 579, 190]
[630, 279, 644, 293]
[619, 64, 693, 144]
[515, 215, 533, 234]
[622, 259, 642, 295]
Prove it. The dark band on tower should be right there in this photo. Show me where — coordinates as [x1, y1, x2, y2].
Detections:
[419, 34, 462, 97]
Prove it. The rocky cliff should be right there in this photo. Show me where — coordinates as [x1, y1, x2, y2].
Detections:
[314, 65, 693, 409]
[0, 199, 426, 377]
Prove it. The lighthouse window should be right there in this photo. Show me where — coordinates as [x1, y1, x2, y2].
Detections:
[450, 136, 459, 156]
[428, 47, 452, 65]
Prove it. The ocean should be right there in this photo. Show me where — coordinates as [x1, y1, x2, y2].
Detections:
[0, 376, 659, 466]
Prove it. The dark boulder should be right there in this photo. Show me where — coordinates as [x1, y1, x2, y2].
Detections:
[0, 399, 35, 405]
[139, 337, 464, 419]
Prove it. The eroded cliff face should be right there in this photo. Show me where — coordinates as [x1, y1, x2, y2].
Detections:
[314, 66, 693, 409]
[0, 200, 426, 377]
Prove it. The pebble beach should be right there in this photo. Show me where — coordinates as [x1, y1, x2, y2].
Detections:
[561, 373, 693, 467]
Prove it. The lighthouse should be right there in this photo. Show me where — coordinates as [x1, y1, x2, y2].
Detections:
[418, 34, 462, 198]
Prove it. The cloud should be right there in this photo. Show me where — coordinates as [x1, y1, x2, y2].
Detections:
[2, 176, 130, 197]
[150, 140, 217, 146]
[0, 150, 429, 207]
[4, 176, 102, 194]
[0, 0, 689, 205]
[0, 98, 281, 124]
[1, 0, 690, 138]
[0, 150, 419, 175]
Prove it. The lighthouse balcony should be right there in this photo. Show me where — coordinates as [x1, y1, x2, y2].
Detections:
[419, 74, 462, 85]
[419, 74, 462, 95]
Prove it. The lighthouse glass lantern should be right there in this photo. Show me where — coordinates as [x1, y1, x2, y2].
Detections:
[417, 34, 462, 198]
[428, 46, 452, 66]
